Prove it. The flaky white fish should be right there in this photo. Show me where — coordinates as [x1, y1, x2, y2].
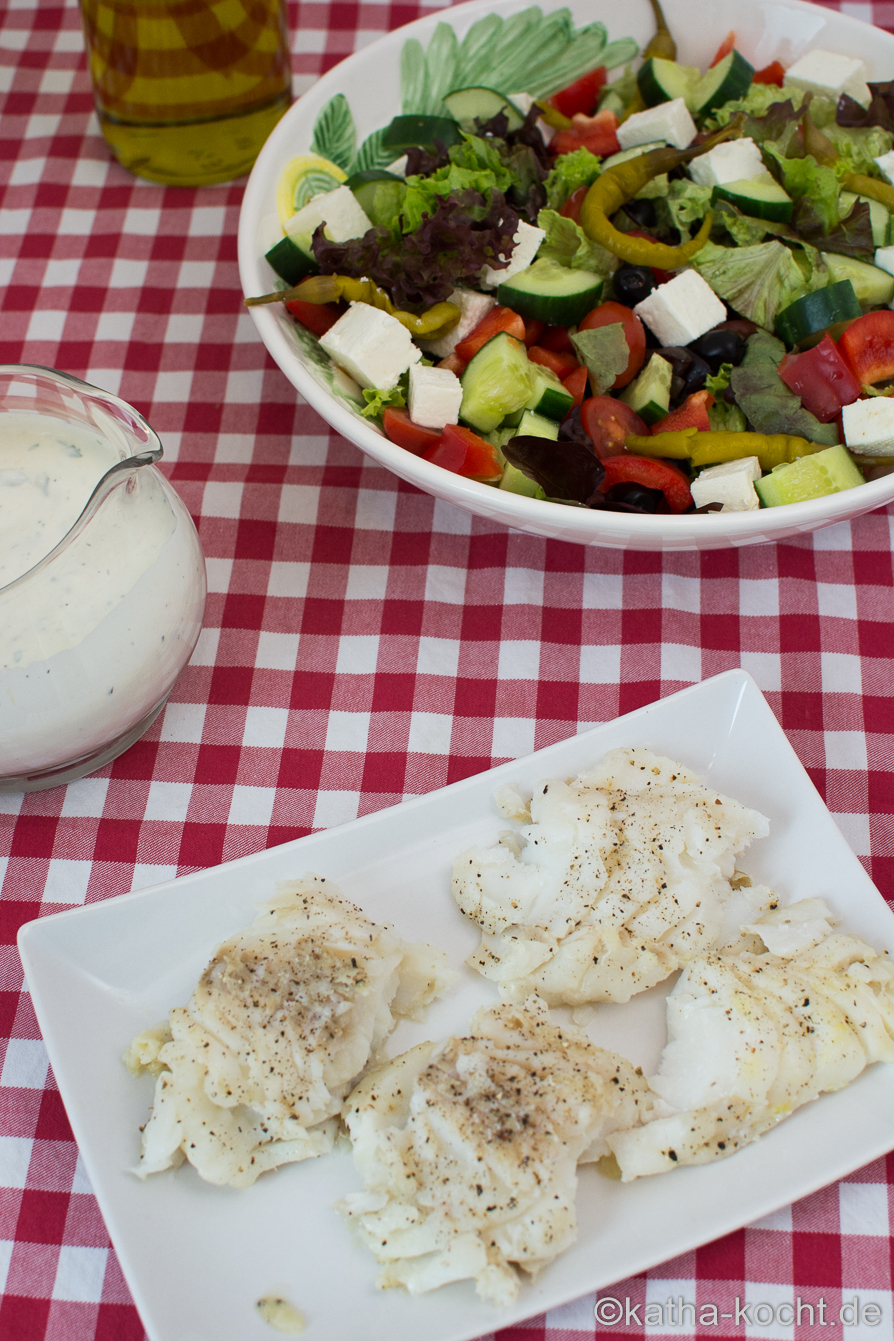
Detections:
[126, 875, 453, 1187]
[339, 995, 653, 1305]
[609, 899, 894, 1179]
[453, 748, 772, 1005]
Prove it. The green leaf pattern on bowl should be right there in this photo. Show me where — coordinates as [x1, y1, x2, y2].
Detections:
[310, 93, 356, 171]
[311, 5, 639, 178]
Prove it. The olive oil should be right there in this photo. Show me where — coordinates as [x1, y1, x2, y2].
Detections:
[79, 0, 292, 186]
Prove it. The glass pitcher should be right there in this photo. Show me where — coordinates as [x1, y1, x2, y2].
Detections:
[0, 366, 207, 792]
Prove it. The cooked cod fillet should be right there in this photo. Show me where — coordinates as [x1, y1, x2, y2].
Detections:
[339, 995, 653, 1305]
[608, 899, 894, 1179]
[126, 875, 454, 1188]
[453, 747, 772, 1005]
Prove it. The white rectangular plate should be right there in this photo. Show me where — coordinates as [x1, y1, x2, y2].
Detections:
[18, 670, 894, 1341]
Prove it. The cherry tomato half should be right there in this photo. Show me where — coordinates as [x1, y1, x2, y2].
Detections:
[578, 300, 647, 388]
[581, 396, 647, 459]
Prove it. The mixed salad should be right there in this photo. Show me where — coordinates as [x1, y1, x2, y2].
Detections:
[248, 0, 894, 517]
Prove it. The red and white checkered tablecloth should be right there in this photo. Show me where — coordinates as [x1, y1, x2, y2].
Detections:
[0, 0, 893, 1337]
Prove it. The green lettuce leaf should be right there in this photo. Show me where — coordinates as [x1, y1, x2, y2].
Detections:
[705, 83, 805, 131]
[544, 148, 602, 210]
[707, 400, 747, 433]
[449, 133, 514, 188]
[690, 239, 827, 330]
[764, 149, 842, 232]
[706, 363, 733, 395]
[401, 164, 503, 233]
[569, 324, 628, 395]
[598, 64, 638, 117]
[729, 331, 840, 443]
[537, 209, 617, 274]
[657, 179, 713, 242]
[360, 384, 407, 418]
[826, 123, 894, 177]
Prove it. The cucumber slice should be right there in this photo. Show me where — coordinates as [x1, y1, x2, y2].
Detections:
[774, 279, 862, 346]
[620, 352, 672, 425]
[602, 141, 666, 170]
[637, 58, 700, 111]
[693, 50, 755, 118]
[347, 172, 406, 227]
[500, 462, 548, 498]
[525, 364, 574, 421]
[380, 115, 462, 152]
[821, 252, 894, 307]
[442, 87, 525, 132]
[497, 258, 603, 326]
[516, 409, 559, 439]
[712, 176, 793, 223]
[754, 445, 865, 507]
[839, 190, 891, 247]
[265, 236, 317, 286]
[460, 332, 533, 433]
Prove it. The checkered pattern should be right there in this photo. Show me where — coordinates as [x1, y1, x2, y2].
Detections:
[0, 0, 892, 1337]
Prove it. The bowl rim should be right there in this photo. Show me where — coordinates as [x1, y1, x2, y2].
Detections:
[238, 0, 894, 548]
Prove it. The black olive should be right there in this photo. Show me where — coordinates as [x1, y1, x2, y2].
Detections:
[690, 328, 747, 373]
[623, 198, 657, 228]
[612, 264, 656, 308]
[604, 482, 662, 512]
[680, 350, 711, 398]
[657, 346, 710, 403]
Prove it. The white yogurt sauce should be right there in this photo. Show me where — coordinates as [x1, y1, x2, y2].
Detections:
[0, 413, 121, 587]
[0, 410, 206, 779]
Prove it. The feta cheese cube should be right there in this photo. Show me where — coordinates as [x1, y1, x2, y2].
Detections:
[616, 98, 697, 152]
[688, 137, 769, 188]
[842, 397, 894, 456]
[319, 303, 421, 390]
[285, 185, 372, 246]
[784, 49, 871, 107]
[633, 269, 727, 347]
[417, 288, 496, 358]
[408, 363, 463, 429]
[690, 456, 762, 512]
[480, 220, 546, 289]
[874, 150, 894, 186]
[875, 244, 894, 279]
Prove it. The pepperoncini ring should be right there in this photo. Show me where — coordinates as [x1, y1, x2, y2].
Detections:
[579, 118, 744, 269]
[626, 430, 831, 472]
[245, 274, 461, 340]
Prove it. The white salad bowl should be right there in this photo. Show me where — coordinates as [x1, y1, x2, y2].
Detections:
[239, 0, 894, 551]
